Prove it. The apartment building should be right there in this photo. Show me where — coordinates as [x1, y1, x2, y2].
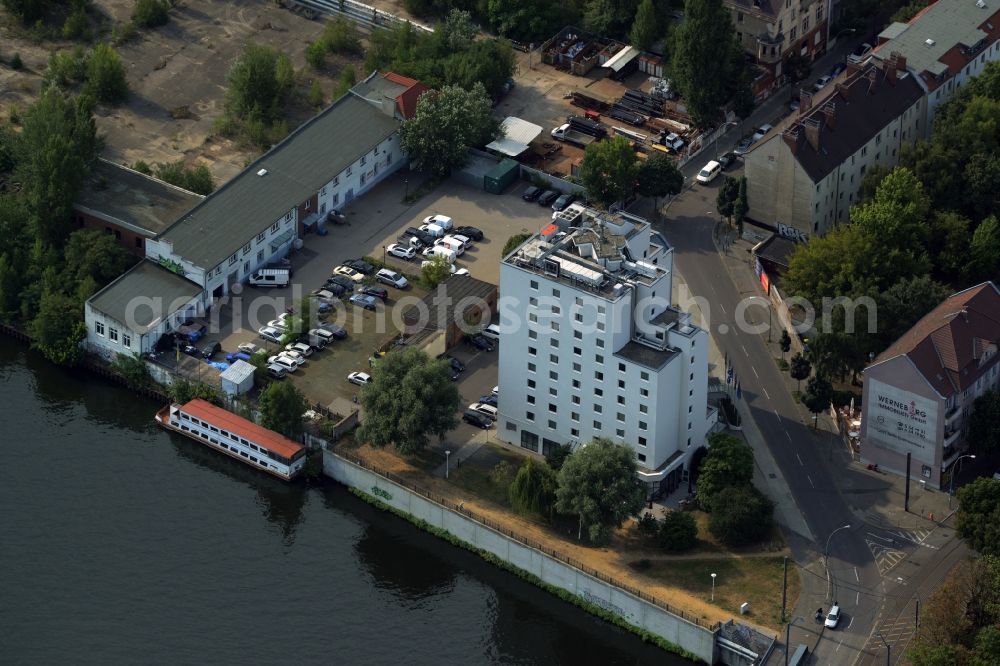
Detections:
[861, 282, 1000, 489]
[497, 207, 717, 497]
[871, 0, 1000, 126]
[745, 55, 925, 239]
[725, 0, 831, 95]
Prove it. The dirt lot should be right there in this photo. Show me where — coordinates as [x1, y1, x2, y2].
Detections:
[0, 0, 360, 182]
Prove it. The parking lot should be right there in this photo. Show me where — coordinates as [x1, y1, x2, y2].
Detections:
[193, 170, 553, 412]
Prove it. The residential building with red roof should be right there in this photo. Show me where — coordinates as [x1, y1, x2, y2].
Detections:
[860, 282, 1000, 488]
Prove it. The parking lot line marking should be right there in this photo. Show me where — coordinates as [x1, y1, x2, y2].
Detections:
[807, 475, 815, 488]
[752, 366, 760, 378]
[854, 567, 859, 582]
[796, 453, 804, 466]
[741, 344, 748, 356]
[762, 387, 770, 399]
[786, 430, 792, 441]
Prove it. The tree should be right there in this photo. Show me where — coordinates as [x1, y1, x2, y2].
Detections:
[629, 0, 659, 51]
[782, 223, 881, 305]
[658, 510, 698, 552]
[153, 160, 215, 195]
[733, 176, 748, 233]
[63, 229, 135, 287]
[790, 352, 811, 391]
[858, 162, 892, 203]
[716, 175, 739, 222]
[85, 43, 129, 105]
[803, 375, 833, 429]
[259, 381, 307, 439]
[133, 0, 171, 28]
[356, 348, 461, 454]
[708, 485, 774, 546]
[967, 391, 1000, 455]
[225, 43, 292, 124]
[486, 0, 566, 41]
[1, 0, 54, 24]
[306, 41, 327, 70]
[695, 432, 753, 511]
[111, 352, 152, 389]
[555, 437, 646, 544]
[545, 442, 573, 471]
[636, 152, 683, 213]
[670, 0, 739, 126]
[440, 9, 477, 52]
[875, 275, 951, 347]
[579, 136, 639, 208]
[400, 83, 500, 177]
[956, 478, 1000, 555]
[320, 15, 362, 54]
[309, 79, 325, 110]
[29, 288, 86, 366]
[509, 458, 558, 519]
[421, 254, 452, 288]
[851, 166, 931, 281]
[444, 40, 518, 104]
[334, 65, 356, 99]
[969, 216, 1000, 283]
[502, 233, 531, 258]
[779, 330, 791, 361]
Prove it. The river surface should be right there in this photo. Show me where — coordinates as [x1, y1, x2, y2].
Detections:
[0, 340, 693, 665]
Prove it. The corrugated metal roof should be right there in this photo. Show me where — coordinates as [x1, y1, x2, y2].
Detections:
[221, 359, 256, 384]
[88, 260, 202, 333]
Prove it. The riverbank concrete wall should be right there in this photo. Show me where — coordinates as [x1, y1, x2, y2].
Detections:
[324, 451, 719, 664]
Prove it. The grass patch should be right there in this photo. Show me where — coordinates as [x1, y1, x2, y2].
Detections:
[402, 175, 443, 204]
[636, 556, 799, 630]
[775, 357, 789, 371]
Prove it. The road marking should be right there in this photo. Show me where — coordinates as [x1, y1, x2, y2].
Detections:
[807, 475, 815, 488]
[752, 366, 759, 378]
[741, 344, 748, 356]
[856, 591, 860, 606]
[786, 430, 792, 441]
[762, 387, 770, 399]
[719, 304, 726, 314]
[773, 409, 780, 421]
[854, 567, 859, 582]
[796, 453, 804, 466]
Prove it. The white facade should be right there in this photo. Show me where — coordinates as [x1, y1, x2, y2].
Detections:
[497, 209, 715, 496]
[316, 134, 404, 212]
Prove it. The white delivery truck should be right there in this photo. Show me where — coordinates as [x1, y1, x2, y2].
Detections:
[426, 245, 457, 263]
[248, 268, 290, 287]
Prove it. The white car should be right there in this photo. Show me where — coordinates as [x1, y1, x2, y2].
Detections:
[333, 265, 364, 282]
[420, 261, 468, 275]
[751, 123, 774, 142]
[491, 385, 498, 396]
[419, 223, 446, 238]
[469, 402, 499, 419]
[423, 214, 453, 230]
[386, 243, 416, 260]
[812, 75, 832, 93]
[347, 371, 372, 386]
[267, 355, 298, 373]
[285, 342, 313, 357]
[696, 160, 722, 184]
[279, 350, 307, 366]
[434, 237, 465, 256]
[258, 326, 282, 343]
[376, 268, 409, 289]
[267, 318, 288, 331]
[311, 288, 337, 300]
[238, 342, 260, 355]
[824, 605, 841, 629]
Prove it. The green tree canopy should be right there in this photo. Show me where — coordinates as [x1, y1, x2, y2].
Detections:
[636, 152, 683, 211]
[421, 254, 452, 288]
[85, 43, 129, 105]
[29, 287, 86, 366]
[969, 215, 1000, 283]
[509, 458, 558, 519]
[133, 0, 171, 28]
[486, 0, 566, 42]
[258, 380, 307, 439]
[225, 43, 293, 124]
[670, 0, 741, 126]
[629, 0, 659, 51]
[555, 437, 646, 544]
[400, 83, 500, 177]
[783, 223, 881, 305]
[695, 432, 753, 511]
[153, 160, 216, 195]
[62, 229, 135, 287]
[501, 233, 531, 258]
[658, 510, 698, 552]
[544, 442, 573, 471]
[707, 485, 774, 546]
[356, 348, 461, 454]
[790, 352, 811, 391]
[579, 136, 639, 208]
[803, 375, 833, 427]
[967, 391, 1000, 455]
[956, 478, 1000, 555]
[716, 175, 739, 220]
[1, 0, 54, 23]
[874, 275, 952, 346]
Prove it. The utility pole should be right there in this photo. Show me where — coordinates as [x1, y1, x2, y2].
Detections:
[904, 451, 911, 512]
[781, 556, 788, 623]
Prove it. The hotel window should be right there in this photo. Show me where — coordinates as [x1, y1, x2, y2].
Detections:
[616, 428, 625, 437]
[640, 405, 647, 414]
[123, 334, 131, 347]
[596, 321, 605, 332]
[549, 387, 558, 397]
[526, 411, 535, 422]
[617, 412, 625, 422]
[528, 362, 536, 373]
[618, 362, 626, 372]
[640, 371, 649, 381]
[243, 242, 251, 255]
[572, 395, 580, 405]
[551, 322, 559, 332]
[572, 379, 580, 389]
[552, 288, 560, 297]
[618, 380, 625, 389]
[574, 347, 581, 356]
[271, 221, 280, 233]
[593, 420, 601, 429]
[109, 328, 119, 342]
[520, 431, 539, 451]
[95, 321, 105, 336]
[574, 330, 583, 340]
[596, 355, 604, 364]
[549, 370, 558, 380]
[638, 453, 646, 463]
[528, 378, 536, 388]
[594, 387, 603, 397]
[574, 312, 583, 322]
[530, 280, 538, 290]
[596, 338, 604, 348]
[548, 403, 557, 413]
[575, 297, 582, 305]
[529, 346, 537, 356]
[530, 297, 538, 306]
[550, 338, 559, 348]
[529, 313, 537, 323]
[639, 421, 647, 430]
[549, 354, 558, 364]
[573, 362, 581, 372]
[638, 437, 647, 447]
[229, 253, 238, 266]
[594, 404, 603, 414]
[595, 371, 604, 381]
[527, 395, 535, 405]
[548, 420, 556, 429]
[571, 428, 580, 437]
[617, 396, 625, 405]
[552, 305, 560, 315]
[597, 305, 605, 315]
[529, 329, 537, 340]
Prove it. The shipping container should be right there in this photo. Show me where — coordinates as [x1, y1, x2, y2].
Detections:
[484, 159, 520, 194]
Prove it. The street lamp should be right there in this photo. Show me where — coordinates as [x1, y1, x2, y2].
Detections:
[875, 629, 890, 666]
[711, 572, 717, 601]
[784, 616, 803, 666]
[747, 295, 773, 342]
[825, 524, 851, 600]
[382, 245, 386, 265]
[949, 453, 977, 508]
[404, 177, 409, 198]
[445, 449, 451, 479]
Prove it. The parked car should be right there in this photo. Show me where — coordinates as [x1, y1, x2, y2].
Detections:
[829, 62, 846, 78]
[423, 214, 453, 230]
[279, 350, 307, 366]
[359, 285, 388, 301]
[318, 323, 348, 339]
[267, 318, 288, 331]
[481, 323, 501, 343]
[376, 268, 409, 289]
[491, 385, 499, 396]
[825, 605, 841, 629]
[478, 394, 498, 407]
[466, 333, 495, 351]
[522, 186, 542, 202]
[453, 225, 483, 241]
[285, 342, 313, 357]
[847, 43, 872, 64]
[258, 326, 282, 343]
[266, 364, 287, 379]
[696, 160, 722, 184]
[812, 75, 832, 93]
[201, 341, 222, 359]
[463, 410, 493, 429]
[537, 190, 559, 207]
[326, 275, 355, 291]
[733, 136, 755, 155]
[182, 344, 201, 357]
[347, 371, 372, 386]
[309, 328, 335, 345]
[333, 265, 364, 282]
[298, 333, 327, 350]
[551, 193, 576, 212]
[349, 294, 378, 311]
[386, 243, 416, 260]
[268, 355, 298, 373]
[718, 152, 738, 169]
[343, 259, 374, 275]
[445, 355, 465, 373]
[238, 342, 260, 355]
[311, 288, 337, 300]
[469, 402, 499, 419]
[405, 227, 435, 246]
[751, 124, 774, 142]
[397, 234, 424, 250]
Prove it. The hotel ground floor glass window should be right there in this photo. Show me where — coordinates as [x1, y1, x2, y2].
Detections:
[520, 430, 539, 452]
[541, 438, 560, 456]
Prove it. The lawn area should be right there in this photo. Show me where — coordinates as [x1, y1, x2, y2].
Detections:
[448, 443, 524, 507]
[636, 556, 799, 629]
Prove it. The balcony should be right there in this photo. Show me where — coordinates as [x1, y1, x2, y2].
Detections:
[945, 404, 961, 421]
[944, 427, 962, 446]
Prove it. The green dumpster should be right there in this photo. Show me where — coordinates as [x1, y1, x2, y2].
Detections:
[484, 159, 519, 194]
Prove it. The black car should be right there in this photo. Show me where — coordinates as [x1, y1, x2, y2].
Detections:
[359, 285, 389, 301]
[182, 344, 201, 358]
[453, 225, 483, 241]
[327, 275, 355, 291]
[551, 193, 576, 212]
[463, 410, 493, 429]
[478, 394, 498, 407]
[398, 234, 424, 249]
[446, 355, 465, 373]
[466, 333, 495, 351]
[201, 341, 222, 359]
[405, 227, 435, 246]
[718, 152, 738, 169]
[343, 259, 374, 275]
[320, 323, 348, 339]
[321, 280, 348, 295]
[537, 190, 559, 207]
[298, 333, 327, 350]
[522, 186, 542, 202]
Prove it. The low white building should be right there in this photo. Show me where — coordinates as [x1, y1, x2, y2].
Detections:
[497, 207, 716, 497]
[221, 360, 256, 396]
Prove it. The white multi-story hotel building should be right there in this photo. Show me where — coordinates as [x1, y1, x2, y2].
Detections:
[497, 206, 717, 497]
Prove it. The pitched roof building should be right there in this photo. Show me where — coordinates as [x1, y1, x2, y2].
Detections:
[861, 282, 1000, 488]
[744, 55, 926, 240]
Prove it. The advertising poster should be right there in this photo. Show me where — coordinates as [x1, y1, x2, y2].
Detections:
[865, 378, 939, 465]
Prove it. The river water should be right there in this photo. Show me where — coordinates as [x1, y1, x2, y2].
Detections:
[0, 340, 692, 665]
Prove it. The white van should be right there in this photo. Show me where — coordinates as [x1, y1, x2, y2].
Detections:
[249, 268, 290, 287]
[419, 223, 446, 238]
[436, 236, 466, 256]
[696, 160, 722, 184]
[425, 245, 457, 263]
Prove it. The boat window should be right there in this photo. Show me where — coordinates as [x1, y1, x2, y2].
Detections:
[249, 456, 257, 463]
[200, 432, 208, 440]
[249, 444, 258, 451]
[210, 426, 219, 433]
[240, 452, 248, 458]
[241, 438, 249, 446]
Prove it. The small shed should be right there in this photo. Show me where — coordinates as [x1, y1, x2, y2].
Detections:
[486, 117, 543, 158]
[484, 159, 520, 194]
[220, 359, 256, 396]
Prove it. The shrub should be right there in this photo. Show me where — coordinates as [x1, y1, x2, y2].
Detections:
[305, 41, 327, 70]
[110, 21, 138, 46]
[85, 43, 129, 105]
[490, 460, 512, 487]
[308, 79, 324, 109]
[509, 459, 558, 518]
[133, 0, 171, 28]
[708, 485, 775, 547]
[10, 53, 24, 70]
[44, 47, 87, 89]
[62, 6, 91, 41]
[658, 510, 698, 552]
[636, 511, 659, 538]
[131, 160, 152, 175]
[321, 16, 361, 54]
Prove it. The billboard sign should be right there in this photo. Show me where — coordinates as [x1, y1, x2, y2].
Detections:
[865, 379, 939, 465]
